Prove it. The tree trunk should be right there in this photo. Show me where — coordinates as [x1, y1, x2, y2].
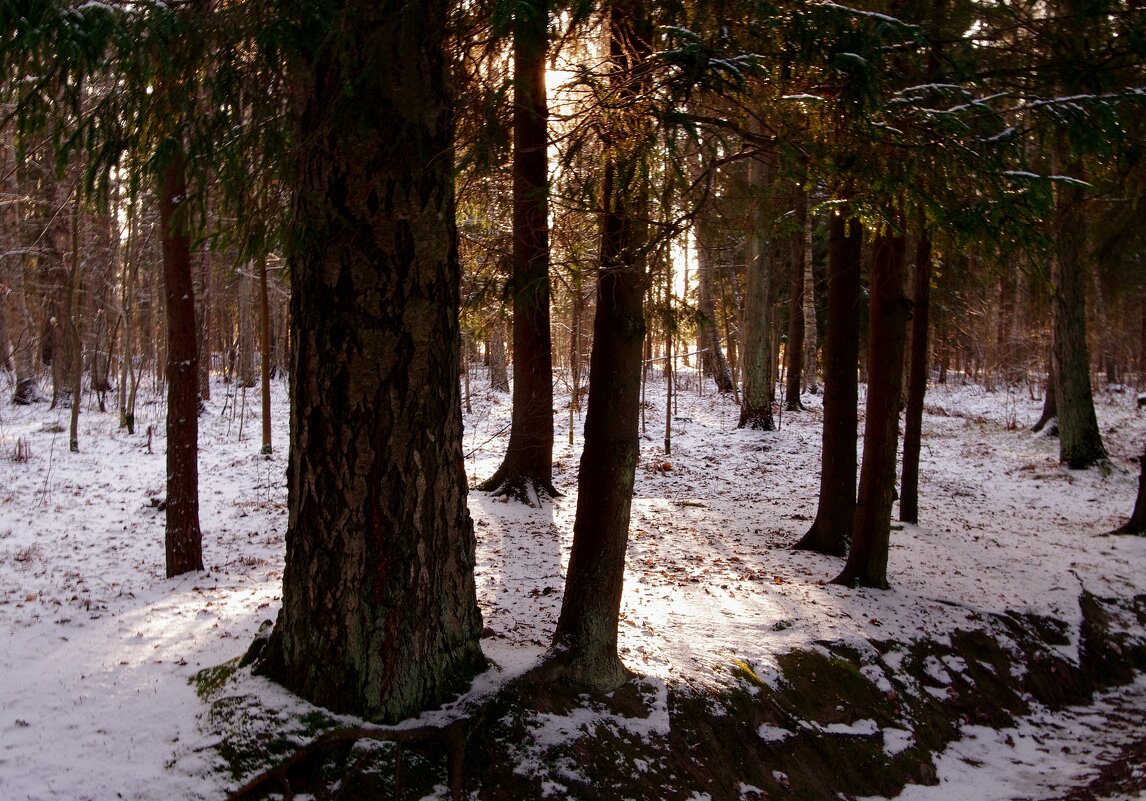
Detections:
[695, 219, 735, 393]
[1112, 444, 1146, 535]
[1032, 365, 1057, 433]
[794, 215, 862, 556]
[801, 203, 819, 394]
[158, 151, 204, 578]
[1051, 148, 1105, 467]
[739, 143, 774, 430]
[835, 232, 910, 590]
[487, 313, 509, 392]
[257, 252, 272, 455]
[546, 0, 650, 694]
[0, 131, 38, 404]
[258, 0, 484, 722]
[237, 266, 257, 388]
[899, 233, 932, 524]
[784, 189, 808, 411]
[196, 237, 212, 403]
[478, 0, 557, 502]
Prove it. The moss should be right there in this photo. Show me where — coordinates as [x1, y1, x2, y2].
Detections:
[191, 658, 241, 699]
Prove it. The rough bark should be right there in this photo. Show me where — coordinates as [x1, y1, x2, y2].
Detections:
[835, 233, 910, 590]
[487, 315, 509, 392]
[795, 215, 862, 556]
[546, 0, 651, 694]
[899, 233, 932, 525]
[479, 0, 557, 502]
[739, 145, 774, 430]
[159, 152, 204, 578]
[258, 0, 484, 722]
[1051, 148, 1105, 468]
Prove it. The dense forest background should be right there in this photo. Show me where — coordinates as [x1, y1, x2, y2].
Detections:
[1, 0, 1144, 734]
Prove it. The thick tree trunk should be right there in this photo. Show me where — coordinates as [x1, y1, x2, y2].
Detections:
[835, 233, 910, 590]
[795, 215, 862, 556]
[546, 0, 650, 694]
[258, 0, 484, 722]
[479, 0, 556, 502]
[899, 233, 932, 524]
[1051, 149, 1105, 468]
[159, 153, 204, 578]
[739, 145, 774, 430]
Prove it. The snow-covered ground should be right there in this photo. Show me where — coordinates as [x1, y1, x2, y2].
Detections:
[0, 369, 1144, 800]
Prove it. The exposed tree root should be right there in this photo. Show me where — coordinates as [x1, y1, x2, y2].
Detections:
[225, 716, 474, 801]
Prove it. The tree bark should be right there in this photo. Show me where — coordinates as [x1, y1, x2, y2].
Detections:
[835, 232, 910, 590]
[795, 215, 862, 556]
[899, 233, 932, 525]
[1051, 147, 1105, 468]
[784, 188, 808, 412]
[258, 0, 484, 722]
[1112, 444, 1146, 535]
[159, 151, 204, 578]
[479, 0, 557, 502]
[739, 143, 774, 430]
[546, 0, 651, 693]
[257, 252, 272, 455]
[801, 204, 819, 394]
[0, 130, 38, 405]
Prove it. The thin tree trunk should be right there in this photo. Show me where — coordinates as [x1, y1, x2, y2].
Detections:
[835, 232, 910, 589]
[546, 0, 651, 694]
[795, 215, 862, 556]
[1112, 443, 1146, 535]
[196, 237, 212, 402]
[801, 204, 819, 394]
[739, 142, 774, 429]
[784, 189, 808, 411]
[899, 233, 932, 524]
[67, 187, 83, 452]
[257, 252, 272, 455]
[479, 0, 557, 501]
[257, 0, 484, 722]
[487, 314, 509, 392]
[1, 127, 38, 404]
[159, 151, 204, 578]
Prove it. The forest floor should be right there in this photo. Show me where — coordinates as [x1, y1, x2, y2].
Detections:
[0, 369, 1145, 800]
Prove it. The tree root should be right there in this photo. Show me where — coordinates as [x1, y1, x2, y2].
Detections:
[225, 717, 473, 801]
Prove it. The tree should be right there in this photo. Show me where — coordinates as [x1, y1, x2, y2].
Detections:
[738, 134, 775, 430]
[0, 124, 39, 405]
[544, 0, 652, 693]
[835, 230, 910, 589]
[257, 0, 485, 722]
[899, 231, 932, 524]
[794, 213, 862, 556]
[479, 0, 558, 502]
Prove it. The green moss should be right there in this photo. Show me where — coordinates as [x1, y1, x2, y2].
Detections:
[191, 658, 241, 699]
